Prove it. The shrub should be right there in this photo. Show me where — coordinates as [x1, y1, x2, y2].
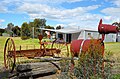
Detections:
[21, 36, 30, 40]
[58, 39, 112, 79]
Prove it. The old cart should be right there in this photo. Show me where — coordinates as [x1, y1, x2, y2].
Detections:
[4, 35, 69, 73]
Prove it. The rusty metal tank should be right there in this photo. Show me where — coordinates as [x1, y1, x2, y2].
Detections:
[98, 19, 118, 34]
[70, 19, 119, 57]
[70, 39, 104, 57]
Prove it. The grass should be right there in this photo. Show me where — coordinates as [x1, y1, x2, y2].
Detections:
[0, 36, 41, 66]
[105, 42, 120, 62]
[0, 36, 61, 66]
[0, 36, 120, 64]
[0, 36, 8, 65]
[105, 42, 120, 53]
[104, 42, 120, 78]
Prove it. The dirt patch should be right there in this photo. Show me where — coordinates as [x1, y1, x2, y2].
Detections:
[0, 66, 9, 79]
[0, 66, 5, 72]
[36, 74, 58, 79]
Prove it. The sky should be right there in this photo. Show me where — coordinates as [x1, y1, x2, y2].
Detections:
[0, 0, 120, 30]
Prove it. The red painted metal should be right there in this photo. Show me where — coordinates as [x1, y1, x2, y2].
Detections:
[70, 19, 119, 57]
[4, 35, 69, 73]
[70, 39, 104, 57]
[98, 19, 118, 34]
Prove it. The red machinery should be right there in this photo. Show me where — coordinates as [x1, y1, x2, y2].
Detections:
[4, 35, 69, 73]
[70, 19, 119, 57]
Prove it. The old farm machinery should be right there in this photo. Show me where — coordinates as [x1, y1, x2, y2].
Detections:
[70, 19, 120, 78]
[3, 19, 120, 75]
[70, 19, 120, 57]
[4, 35, 69, 73]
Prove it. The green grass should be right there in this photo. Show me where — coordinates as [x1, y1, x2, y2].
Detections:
[0, 36, 56, 65]
[0, 36, 120, 65]
[111, 74, 120, 79]
[105, 42, 120, 53]
[0, 36, 7, 65]
[0, 36, 40, 65]
[105, 42, 120, 62]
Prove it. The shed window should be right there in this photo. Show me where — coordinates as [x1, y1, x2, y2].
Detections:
[88, 33, 91, 36]
[87, 32, 93, 39]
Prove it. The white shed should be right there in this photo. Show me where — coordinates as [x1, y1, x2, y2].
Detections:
[40, 28, 117, 43]
[78, 29, 116, 42]
[117, 32, 120, 42]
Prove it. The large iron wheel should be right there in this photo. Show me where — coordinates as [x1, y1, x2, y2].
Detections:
[51, 39, 69, 57]
[4, 38, 16, 73]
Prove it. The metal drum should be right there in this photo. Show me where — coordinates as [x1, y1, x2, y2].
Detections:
[70, 39, 104, 57]
[98, 19, 118, 34]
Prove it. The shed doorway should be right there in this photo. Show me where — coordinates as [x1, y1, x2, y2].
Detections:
[66, 34, 71, 43]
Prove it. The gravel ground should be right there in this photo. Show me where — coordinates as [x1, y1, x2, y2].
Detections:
[0, 66, 9, 79]
[36, 74, 58, 79]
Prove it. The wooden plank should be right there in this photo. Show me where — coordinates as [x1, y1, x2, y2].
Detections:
[17, 62, 60, 78]
[34, 57, 78, 61]
[18, 68, 57, 78]
[15, 48, 58, 57]
[16, 62, 60, 72]
[16, 48, 57, 53]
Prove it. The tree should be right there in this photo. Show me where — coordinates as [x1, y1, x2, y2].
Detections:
[44, 25, 54, 29]
[7, 23, 14, 31]
[21, 22, 31, 39]
[112, 22, 120, 42]
[12, 26, 21, 36]
[0, 28, 5, 36]
[56, 25, 62, 29]
[29, 22, 34, 27]
[28, 22, 34, 37]
[33, 18, 46, 28]
[5, 23, 14, 36]
[112, 22, 120, 31]
[20, 18, 47, 39]
[33, 18, 46, 37]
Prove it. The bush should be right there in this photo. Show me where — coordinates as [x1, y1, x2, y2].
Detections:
[0, 32, 2, 36]
[21, 36, 30, 40]
[58, 39, 112, 79]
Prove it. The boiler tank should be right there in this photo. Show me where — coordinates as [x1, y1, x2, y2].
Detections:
[70, 39, 104, 57]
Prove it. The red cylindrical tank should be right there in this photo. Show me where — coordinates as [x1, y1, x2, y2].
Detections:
[98, 19, 118, 34]
[70, 39, 104, 57]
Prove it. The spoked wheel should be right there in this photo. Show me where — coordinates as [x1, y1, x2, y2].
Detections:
[38, 35, 52, 49]
[41, 42, 52, 49]
[4, 38, 16, 73]
[51, 40, 69, 57]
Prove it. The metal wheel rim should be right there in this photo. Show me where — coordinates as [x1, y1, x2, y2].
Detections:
[51, 40, 69, 57]
[4, 38, 16, 73]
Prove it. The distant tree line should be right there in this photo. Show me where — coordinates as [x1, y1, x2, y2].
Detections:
[0, 28, 5, 36]
[1, 18, 62, 40]
[21, 18, 55, 39]
[4, 23, 21, 37]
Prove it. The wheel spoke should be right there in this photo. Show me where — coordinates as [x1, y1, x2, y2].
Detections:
[4, 38, 16, 73]
[9, 57, 14, 69]
[7, 55, 11, 68]
[52, 40, 69, 57]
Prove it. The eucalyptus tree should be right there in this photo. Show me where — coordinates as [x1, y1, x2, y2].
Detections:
[21, 22, 31, 39]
